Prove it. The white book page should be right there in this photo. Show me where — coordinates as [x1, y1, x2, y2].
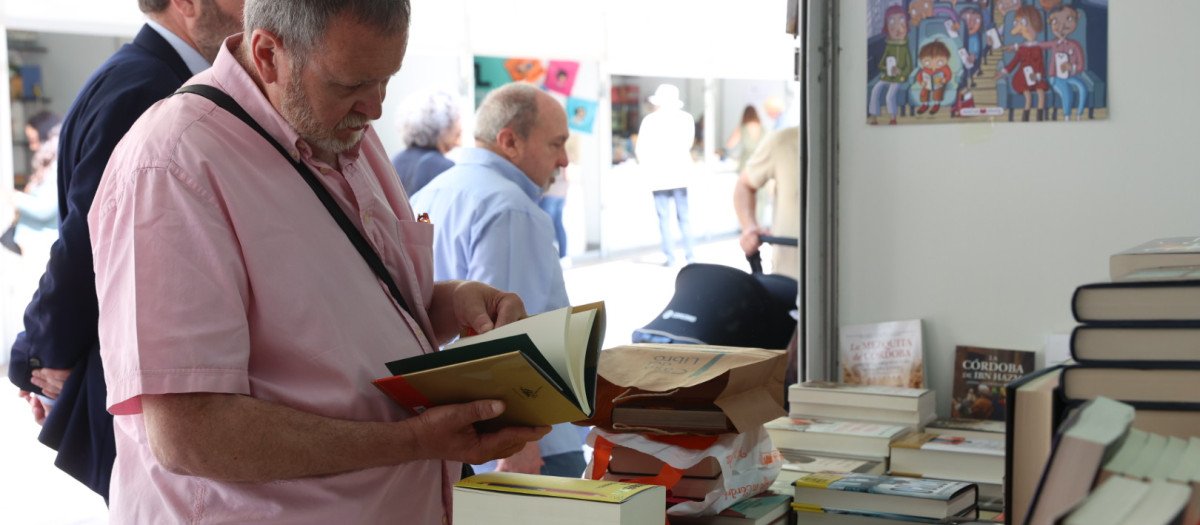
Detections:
[445, 305, 571, 384]
[564, 309, 598, 407]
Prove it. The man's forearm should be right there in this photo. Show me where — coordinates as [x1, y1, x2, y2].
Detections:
[733, 174, 760, 231]
[142, 393, 423, 482]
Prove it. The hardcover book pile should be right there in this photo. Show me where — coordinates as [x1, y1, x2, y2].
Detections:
[1016, 237, 1200, 525]
[1066, 237, 1200, 443]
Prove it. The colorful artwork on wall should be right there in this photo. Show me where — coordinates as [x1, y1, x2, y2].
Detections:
[865, 0, 1108, 125]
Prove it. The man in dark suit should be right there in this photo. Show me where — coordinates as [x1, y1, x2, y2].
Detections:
[7, 0, 243, 502]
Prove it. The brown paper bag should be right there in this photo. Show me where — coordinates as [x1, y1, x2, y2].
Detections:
[575, 344, 787, 435]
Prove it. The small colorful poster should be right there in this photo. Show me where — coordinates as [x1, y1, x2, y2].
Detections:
[544, 60, 580, 96]
[566, 97, 597, 134]
[503, 58, 545, 83]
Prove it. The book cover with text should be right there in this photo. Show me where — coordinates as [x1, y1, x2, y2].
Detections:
[839, 320, 925, 388]
[951, 345, 1034, 422]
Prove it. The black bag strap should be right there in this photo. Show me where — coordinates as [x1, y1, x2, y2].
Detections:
[174, 84, 413, 318]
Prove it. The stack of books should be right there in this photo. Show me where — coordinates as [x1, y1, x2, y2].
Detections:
[1013, 237, 1200, 524]
[767, 382, 932, 477]
[1067, 237, 1200, 440]
[785, 381, 937, 432]
[788, 472, 979, 524]
[888, 431, 1004, 512]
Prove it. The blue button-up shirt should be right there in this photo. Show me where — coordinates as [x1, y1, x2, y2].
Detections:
[409, 147, 577, 459]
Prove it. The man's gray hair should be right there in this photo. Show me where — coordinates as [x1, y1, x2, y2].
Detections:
[475, 83, 542, 144]
[397, 89, 461, 149]
[244, 0, 410, 59]
[139, 0, 170, 14]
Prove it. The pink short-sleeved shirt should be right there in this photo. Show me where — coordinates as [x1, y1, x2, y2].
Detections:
[89, 36, 454, 524]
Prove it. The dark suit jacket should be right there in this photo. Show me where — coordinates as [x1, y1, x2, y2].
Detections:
[8, 24, 194, 502]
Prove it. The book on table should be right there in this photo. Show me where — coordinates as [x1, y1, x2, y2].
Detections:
[790, 472, 977, 521]
[923, 418, 1005, 444]
[373, 302, 605, 428]
[790, 505, 981, 524]
[772, 450, 887, 493]
[764, 417, 909, 458]
[1023, 396, 1135, 525]
[838, 320, 925, 388]
[667, 491, 792, 525]
[1070, 322, 1200, 365]
[1059, 476, 1190, 525]
[1109, 236, 1200, 280]
[1094, 428, 1150, 486]
[1168, 437, 1200, 525]
[1059, 365, 1200, 407]
[452, 471, 665, 525]
[605, 444, 721, 478]
[888, 432, 1004, 487]
[949, 345, 1034, 422]
[1071, 279, 1200, 323]
[599, 470, 722, 500]
[1003, 366, 1062, 525]
[786, 381, 936, 429]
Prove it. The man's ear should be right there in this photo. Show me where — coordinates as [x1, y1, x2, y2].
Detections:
[495, 127, 521, 159]
[249, 29, 285, 85]
[172, 0, 199, 18]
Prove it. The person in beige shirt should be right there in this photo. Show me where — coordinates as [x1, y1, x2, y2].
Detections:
[733, 126, 799, 281]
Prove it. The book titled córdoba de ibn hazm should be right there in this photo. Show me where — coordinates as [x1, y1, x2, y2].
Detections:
[950, 345, 1034, 422]
[373, 302, 605, 428]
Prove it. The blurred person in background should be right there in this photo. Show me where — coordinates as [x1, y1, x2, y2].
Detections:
[392, 88, 462, 195]
[636, 83, 697, 266]
[724, 105, 764, 176]
[11, 111, 64, 269]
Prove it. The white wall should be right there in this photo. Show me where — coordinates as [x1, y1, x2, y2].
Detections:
[836, 1, 1200, 416]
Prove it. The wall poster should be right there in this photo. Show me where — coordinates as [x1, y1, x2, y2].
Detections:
[865, 0, 1108, 125]
[473, 56, 600, 134]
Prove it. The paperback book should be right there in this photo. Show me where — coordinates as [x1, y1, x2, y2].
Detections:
[950, 345, 1034, 422]
[791, 472, 977, 520]
[839, 320, 925, 388]
[453, 471, 665, 525]
[374, 302, 604, 428]
[1109, 236, 1200, 280]
[765, 417, 909, 458]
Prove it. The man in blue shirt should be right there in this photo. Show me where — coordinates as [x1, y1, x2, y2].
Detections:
[410, 82, 583, 476]
[7, 0, 244, 502]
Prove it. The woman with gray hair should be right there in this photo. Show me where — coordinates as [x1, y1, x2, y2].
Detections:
[391, 88, 463, 195]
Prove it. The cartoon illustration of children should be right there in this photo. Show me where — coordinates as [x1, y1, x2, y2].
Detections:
[916, 40, 953, 115]
[1037, 5, 1088, 121]
[868, 5, 913, 125]
[995, 6, 1050, 121]
[960, 7, 984, 86]
[995, 0, 1022, 36]
[909, 0, 962, 35]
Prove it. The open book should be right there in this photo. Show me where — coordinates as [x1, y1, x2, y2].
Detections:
[374, 301, 605, 428]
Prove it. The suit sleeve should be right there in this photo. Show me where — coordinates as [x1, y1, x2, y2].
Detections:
[9, 72, 175, 392]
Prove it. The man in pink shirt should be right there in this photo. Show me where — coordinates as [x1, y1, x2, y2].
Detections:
[87, 1, 547, 523]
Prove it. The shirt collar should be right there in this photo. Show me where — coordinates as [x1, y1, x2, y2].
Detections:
[456, 148, 543, 202]
[146, 19, 212, 75]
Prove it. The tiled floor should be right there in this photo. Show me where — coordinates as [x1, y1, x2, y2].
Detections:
[0, 233, 759, 523]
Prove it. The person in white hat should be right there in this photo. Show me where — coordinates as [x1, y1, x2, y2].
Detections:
[636, 83, 697, 266]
